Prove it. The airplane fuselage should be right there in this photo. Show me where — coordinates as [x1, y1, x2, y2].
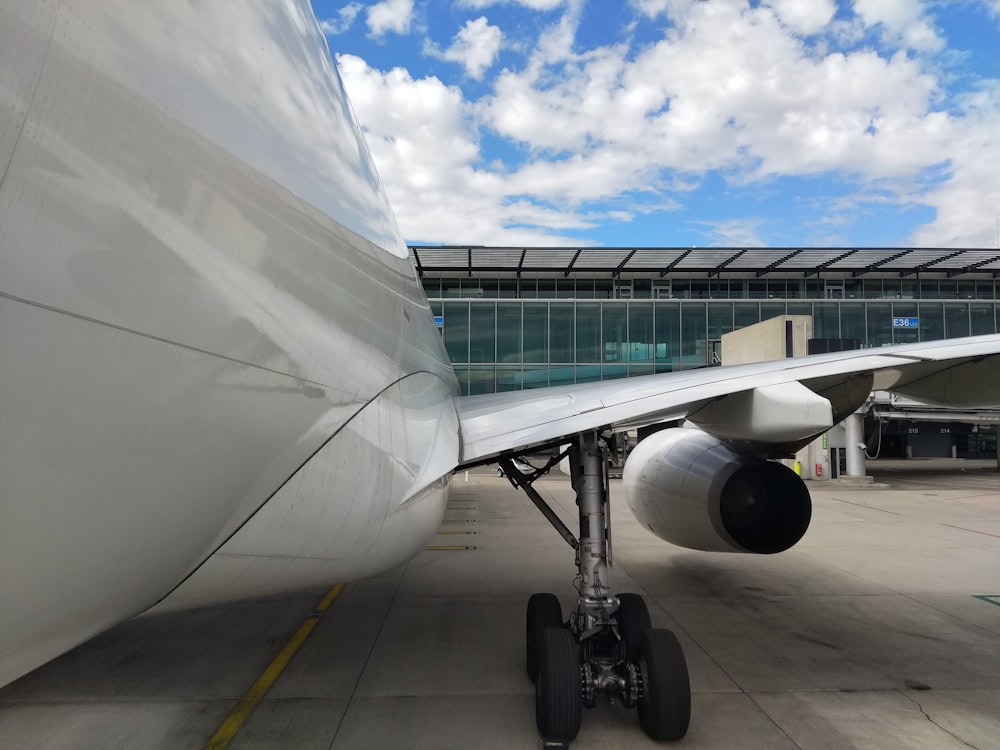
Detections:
[0, 0, 458, 686]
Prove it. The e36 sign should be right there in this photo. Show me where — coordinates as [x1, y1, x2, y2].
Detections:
[892, 317, 919, 328]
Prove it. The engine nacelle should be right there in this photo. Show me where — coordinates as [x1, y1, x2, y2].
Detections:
[623, 428, 811, 554]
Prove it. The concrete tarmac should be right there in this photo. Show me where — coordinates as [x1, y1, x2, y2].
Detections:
[2, 459, 999, 749]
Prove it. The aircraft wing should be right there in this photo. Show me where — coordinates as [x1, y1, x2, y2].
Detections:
[456, 333, 1000, 465]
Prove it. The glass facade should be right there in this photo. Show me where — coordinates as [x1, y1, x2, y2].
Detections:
[430, 297, 1000, 396]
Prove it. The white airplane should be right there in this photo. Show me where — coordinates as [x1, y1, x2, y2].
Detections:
[2, 2, 999, 744]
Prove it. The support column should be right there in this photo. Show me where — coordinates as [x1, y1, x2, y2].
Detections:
[844, 409, 867, 479]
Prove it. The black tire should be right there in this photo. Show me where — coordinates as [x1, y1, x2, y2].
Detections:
[526, 593, 563, 681]
[637, 628, 691, 741]
[535, 628, 582, 741]
[616, 593, 652, 662]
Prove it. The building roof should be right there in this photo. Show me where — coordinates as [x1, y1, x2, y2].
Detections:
[408, 246, 1000, 278]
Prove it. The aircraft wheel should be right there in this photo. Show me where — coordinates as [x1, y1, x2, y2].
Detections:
[636, 628, 691, 741]
[616, 593, 651, 662]
[526, 593, 563, 681]
[535, 628, 582, 741]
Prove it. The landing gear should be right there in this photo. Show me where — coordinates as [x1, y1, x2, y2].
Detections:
[502, 432, 692, 745]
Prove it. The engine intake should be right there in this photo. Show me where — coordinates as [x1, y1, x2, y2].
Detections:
[623, 428, 811, 554]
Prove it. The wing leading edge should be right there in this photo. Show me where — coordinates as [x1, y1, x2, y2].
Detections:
[455, 333, 1000, 466]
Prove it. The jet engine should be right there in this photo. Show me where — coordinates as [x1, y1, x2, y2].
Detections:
[623, 428, 811, 554]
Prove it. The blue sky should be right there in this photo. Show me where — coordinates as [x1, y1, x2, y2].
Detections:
[310, 0, 1000, 249]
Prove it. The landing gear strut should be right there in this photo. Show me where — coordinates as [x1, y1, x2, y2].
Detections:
[501, 431, 691, 745]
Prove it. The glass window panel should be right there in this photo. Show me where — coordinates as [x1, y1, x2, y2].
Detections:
[787, 302, 812, 316]
[840, 303, 865, 345]
[976, 280, 995, 299]
[863, 280, 883, 299]
[462, 278, 483, 298]
[844, 279, 862, 299]
[734, 302, 760, 329]
[944, 303, 970, 338]
[707, 302, 733, 340]
[523, 302, 549, 364]
[519, 278, 537, 299]
[882, 279, 901, 298]
[760, 302, 786, 322]
[892, 302, 918, 344]
[497, 280, 518, 299]
[430, 301, 443, 317]
[918, 302, 944, 341]
[495, 365, 522, 392]
[629, 303, 655, 363]
[766, 279, 785, 298]
[805, 280, 823, 299]
[575, 365, 602, 383]
[785, 279, 803, 299]
[442, 278, 463, 298]
[865, 302, 892, 348]
[443, 301, 469, 363]
[548, 366, 575, 388]
[549, 303, 574, 363]
[729, 279, 746, 299]
[970, 303, 997, 335]
[680, 302, 707, 365]
[654, 303, 681, 363]
[690, 281, 709, 299]
[899, 280, 917, 299]
[557, 279, 577, 299]
[576, 302, 602, 363]
[748, 280, 767, 299]
[938, 280, 958, 299]
[454, 366, 470, 396]
[920, 281, 938, 299]
[633, 279, 652, 299]
[466, 365, 496, 395]
[521, 366, 550, 389]
[813, 302, 839, 339]
[479, 279, 498, 299]
[537, 280, 556, 298]
[468, 303, 495, 363]
[602, 364, 628, 380]
[422, 278, 441, 297]
[957, 281, 975, 300]
[628, 364, 654, 377]
[672, 280, 690, 299]
[594, 280, 613, 299]
[496, 302, 522, 363]
[602, 303, 628, 362]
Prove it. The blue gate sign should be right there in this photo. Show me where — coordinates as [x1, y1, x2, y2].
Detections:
[434, 316, 444, 327]
[892, 317, 919, 328]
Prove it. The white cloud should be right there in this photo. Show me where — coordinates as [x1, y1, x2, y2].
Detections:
[319, 3, 363, 35]
[461, 0, 566, 9]
[425, 17, 502, 80]
[366, 0, 414, 37]
[332, 0, 999, 247]
[765, 0, 836, 36]
[852, 0, 945, 52]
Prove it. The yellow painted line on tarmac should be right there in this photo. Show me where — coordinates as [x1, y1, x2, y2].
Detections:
[203, 583, 344, 750]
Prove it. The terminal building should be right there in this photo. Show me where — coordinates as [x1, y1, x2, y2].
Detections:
[412, 246, 1000, 461]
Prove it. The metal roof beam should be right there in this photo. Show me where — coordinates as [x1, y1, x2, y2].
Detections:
[563, 248, 583, 277]
[899, 249, 963, 277]
[612, 249, 637, 278]
[851, 249, 908, 277]
[756, 249, 802, 277]
[708, 249, 746, 278]
[803, 249, 857, 277]
[946, 254, 1000, 277]
[660, 249, 692, 277]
